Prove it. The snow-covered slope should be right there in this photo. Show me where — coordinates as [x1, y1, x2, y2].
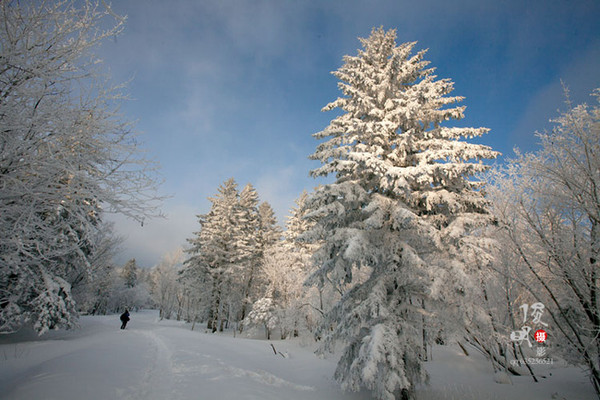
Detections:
[0, 310, 368, 400]
[418, 345, 594, 400]
[0, 310, 595, 400]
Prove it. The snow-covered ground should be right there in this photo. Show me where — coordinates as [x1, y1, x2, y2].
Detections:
[418, 345, 595, 400]
[0, 310, 595, 400]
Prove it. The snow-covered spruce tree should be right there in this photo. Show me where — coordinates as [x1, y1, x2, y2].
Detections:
[258, 201, 283, 250]
[489, 88, 600, 397]
[246, 192, 325, 339]
[0, 1, 162, 334]
[285, 192, 312, 245]
[121, 259, 140, 289]
[249, 242, 303, 339]
[284, 191, 334, 333]
[106, 258, 152, 313]
[238, 200, 281, 330]
[183, 178, 248, 332]
[304, 27, 498, 399]
[244, 297, 278, 340]
[177, 251, 208, 326]
[238, 184, 262, 325]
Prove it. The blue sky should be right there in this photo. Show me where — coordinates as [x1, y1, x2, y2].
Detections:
[99, 0, 600, 267]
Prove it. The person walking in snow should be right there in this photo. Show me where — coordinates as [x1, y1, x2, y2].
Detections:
[120, 309, 130, 329]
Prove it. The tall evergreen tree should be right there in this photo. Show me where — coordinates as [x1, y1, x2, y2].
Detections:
[184, 178, 245, 332]
[304, 27, 498, 399]
[284, 191, 331, 328]
[284, 191, 312, 246]
[121, 259, 139, 289]
[247, 192, 324, 339]
[238, 184, 262, 324]
[183, 179, 279, 332]
[258, 202, 282, 248]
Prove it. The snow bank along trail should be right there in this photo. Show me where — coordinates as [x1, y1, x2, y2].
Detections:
[0, 310, 367, 400]
[4, 310, 593, 399]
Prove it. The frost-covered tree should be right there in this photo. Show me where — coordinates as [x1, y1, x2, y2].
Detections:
[244, 297, 278, 340]
[284, 191, 334, 332]
[248, 242, 303, 339]
[151, 248, 185, 320]
[100, 267, 151, 314]
[304, 27, 498, 399]
[121, 259, 139, 289]
[489, 88, 600, 397]
[285, 192, 310, 242]
[184, 178, 247, 332]
[183, 179, 285, 332]
[238, 184, 262, 324]
[100, 258, 152, 313]
[244, 192, 325, 339]
[258, 201, 282, 249]
[0, 1, 162, 334]
[71, 223, 121, 315]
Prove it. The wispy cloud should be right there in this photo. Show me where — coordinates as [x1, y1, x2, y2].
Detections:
[97, 0, 600, 267]
[106, 202, 200, 268]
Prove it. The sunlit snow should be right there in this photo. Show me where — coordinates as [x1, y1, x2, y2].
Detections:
[0, 310, 595, 400]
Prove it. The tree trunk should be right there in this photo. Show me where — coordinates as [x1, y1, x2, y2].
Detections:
[590, 220, 600, 397]
[208, 278, 221, 333]
[421, 298, 428, 361]
[239, 261, 257, 331]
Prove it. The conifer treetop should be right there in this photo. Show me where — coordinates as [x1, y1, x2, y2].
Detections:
[310, 27, 499, 217]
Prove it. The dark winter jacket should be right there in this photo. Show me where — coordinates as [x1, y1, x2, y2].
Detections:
[120, 312, 130, 322]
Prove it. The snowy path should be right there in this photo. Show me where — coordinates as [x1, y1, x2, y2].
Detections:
[1, 311, 596, 400]
[0, 311, 368, 400]
[122, 329, 174, 400]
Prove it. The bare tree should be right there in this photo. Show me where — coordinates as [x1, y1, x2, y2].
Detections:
[151, 248, 185, 320]
[0, 1, 163, 334]
[489, 87, 600, 397]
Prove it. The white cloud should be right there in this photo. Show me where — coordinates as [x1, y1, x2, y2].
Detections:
[106, 202, 199, 268]
[94, 0, 600, 269]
